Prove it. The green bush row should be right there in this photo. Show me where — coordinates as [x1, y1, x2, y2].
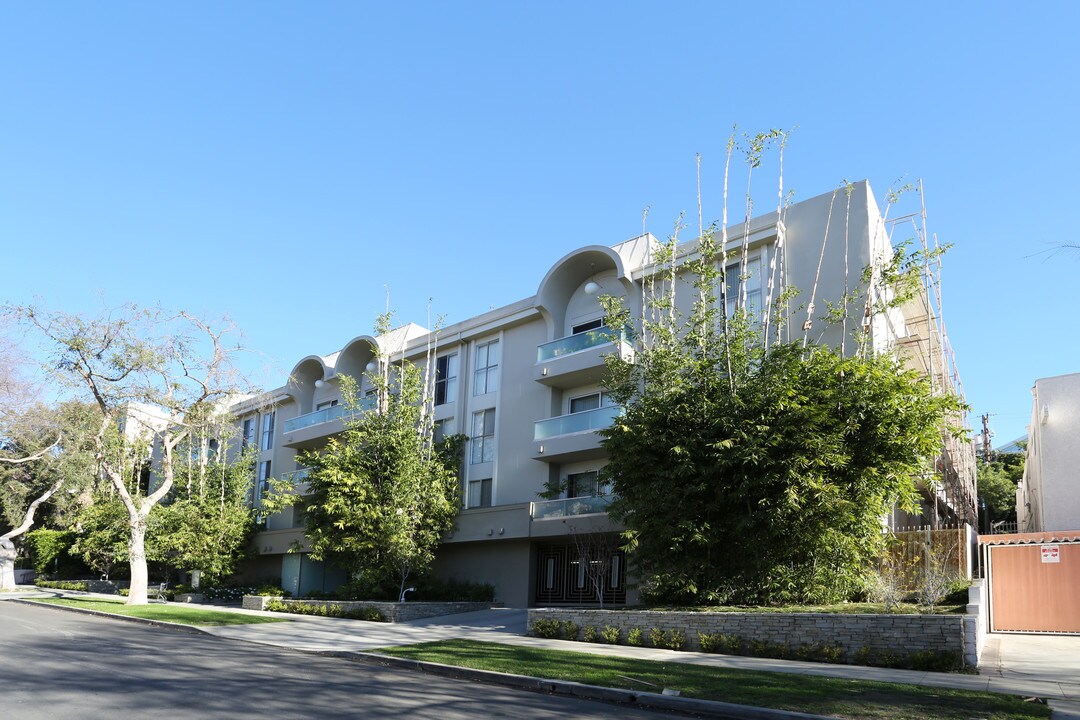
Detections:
[263, 599, 384, 622]
[35, 580, 89, 592]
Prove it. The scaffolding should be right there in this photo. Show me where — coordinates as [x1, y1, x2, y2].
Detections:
[885, 181, 978, 529]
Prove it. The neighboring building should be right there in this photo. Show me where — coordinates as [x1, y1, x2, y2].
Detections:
[1018, 373, 1080, 533]
[230, 182, 977, 606]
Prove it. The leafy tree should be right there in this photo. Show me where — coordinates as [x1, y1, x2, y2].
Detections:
[977, 451, 1024, 529]
[15, 305, 249, 603]
[0, 401, 97, 589]
[264, 316, 461, 601]
[153, 442, 255, 584]
[70, 492, 134, 581]
[600, 226, 961, 605]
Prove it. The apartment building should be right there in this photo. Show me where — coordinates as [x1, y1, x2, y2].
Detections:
[1018, 372, 1080, 533]
[232, 181, 976, 607]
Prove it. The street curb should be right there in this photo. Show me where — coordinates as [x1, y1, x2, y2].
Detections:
[318, 649, 838, 720]
[14, 598, 829, 718]
[13, 598, 215, 637]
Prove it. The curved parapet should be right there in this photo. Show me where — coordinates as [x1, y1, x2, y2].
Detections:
[535, 243, 642, 339]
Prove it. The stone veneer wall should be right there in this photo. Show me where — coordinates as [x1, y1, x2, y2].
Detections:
[242, 595, 494, 623]
[528, 607, 973, 667]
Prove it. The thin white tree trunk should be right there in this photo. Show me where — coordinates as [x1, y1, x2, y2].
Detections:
[0, 478, 64, 590]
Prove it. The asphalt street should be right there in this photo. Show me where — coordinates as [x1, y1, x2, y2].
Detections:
[0, 601, 668, 720]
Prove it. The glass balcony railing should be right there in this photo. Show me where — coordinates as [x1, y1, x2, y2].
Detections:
[282, 396, 376, 434]
[279, 468, 310, 485]
[534, 404, 622, 441]
[531, 494, 615, 519]
[536, 327, 626, 362]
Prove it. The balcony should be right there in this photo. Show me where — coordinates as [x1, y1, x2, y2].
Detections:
[281, 397, 376, 448]
[532, 405, 621, 462]
[534, 328, 633, 388]
[531, 494, 614, 520]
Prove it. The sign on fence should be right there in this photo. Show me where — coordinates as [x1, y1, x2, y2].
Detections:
[1041, 544, 1061, 563]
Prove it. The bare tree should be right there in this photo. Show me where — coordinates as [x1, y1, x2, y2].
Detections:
[15, 305, 249, 604]
[567, 520, 622, 609]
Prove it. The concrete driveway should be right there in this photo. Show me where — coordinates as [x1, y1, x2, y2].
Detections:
[981, 633, 1080, 719]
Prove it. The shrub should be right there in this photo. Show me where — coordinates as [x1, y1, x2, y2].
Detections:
[648, 627, 665, 648]
[334, 574, 495, 603]
[663, 630, 686, 651]
[262, 599, 384, 621]
[582, 625, 599, 643]
[854, 646, 873, 666]
[600, 625, 621, 644]
[531, 619, 562, 639]
[908, 649, 962, 672]
[36, 580, 88, 592]
[562, 621, 580, 641]
[627, 628, 644, 646]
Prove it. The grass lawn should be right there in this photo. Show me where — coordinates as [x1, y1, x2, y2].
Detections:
[371, 640, 1048, 720]
[29, 597, 288, 626]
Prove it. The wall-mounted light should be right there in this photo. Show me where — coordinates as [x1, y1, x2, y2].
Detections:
[1041, 403, 1050, 425]
[314, 379, 326, 389]
[366, 360, 379, 373]
[538, 445, 544, 454]
[584, 281, 604, 296]
[487, 529, 493, 536]
[498, 528, 505, 535]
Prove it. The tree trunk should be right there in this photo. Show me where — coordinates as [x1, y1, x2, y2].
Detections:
[0, 537, 17, 591]
[126, 517, 150, 605]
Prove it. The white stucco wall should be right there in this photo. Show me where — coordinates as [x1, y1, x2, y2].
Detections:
[1023, 373, 1080, 532]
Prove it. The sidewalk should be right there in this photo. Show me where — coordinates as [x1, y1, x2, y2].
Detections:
[8, 587, 1079, 717]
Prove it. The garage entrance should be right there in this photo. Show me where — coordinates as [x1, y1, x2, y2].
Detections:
[981, 531, 1080, 634]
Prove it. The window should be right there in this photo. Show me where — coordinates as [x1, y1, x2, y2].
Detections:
[567, 470, 600, 498]
[292, 501, 307, 529]
[724, 255, 763, 320]
[569, 391, 612, 414]
[571, 318, 605, 334]
[471, 409, 495, 464]
[242, 418, 255, 450]
[473, 340, 500, 395]
[433, 417, 455, 444]
[256, 460, 272, 502]
[435, 353, 458, 405]
[468, 478, 492, 508]
[261, 412, 275, 451]
[315, 399, 338, 412]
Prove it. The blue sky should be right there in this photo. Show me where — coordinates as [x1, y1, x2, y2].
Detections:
[2, 2, 1077, 446]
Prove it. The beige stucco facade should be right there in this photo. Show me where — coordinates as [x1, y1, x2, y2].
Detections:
[228, 181, 975, 607]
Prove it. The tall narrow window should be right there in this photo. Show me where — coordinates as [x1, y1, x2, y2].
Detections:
[435, 352, 458, 406]
[256, 460, 272, 503]
[261, 412, 275, 451]
[471, 409, 495, 464]
[725, 255, 763, 320]
[473, 340, 500, 396]
[241, 418, 255, 450]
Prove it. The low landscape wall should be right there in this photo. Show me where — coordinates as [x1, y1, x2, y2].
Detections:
[528, 606, 975, 669]
[242, 595, 494, 623]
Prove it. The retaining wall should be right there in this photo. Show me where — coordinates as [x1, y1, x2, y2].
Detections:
[242, 595, 494, 623]
[528, 606, 973, 668]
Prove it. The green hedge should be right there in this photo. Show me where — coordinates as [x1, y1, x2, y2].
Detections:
[35, 580, 88, 592]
